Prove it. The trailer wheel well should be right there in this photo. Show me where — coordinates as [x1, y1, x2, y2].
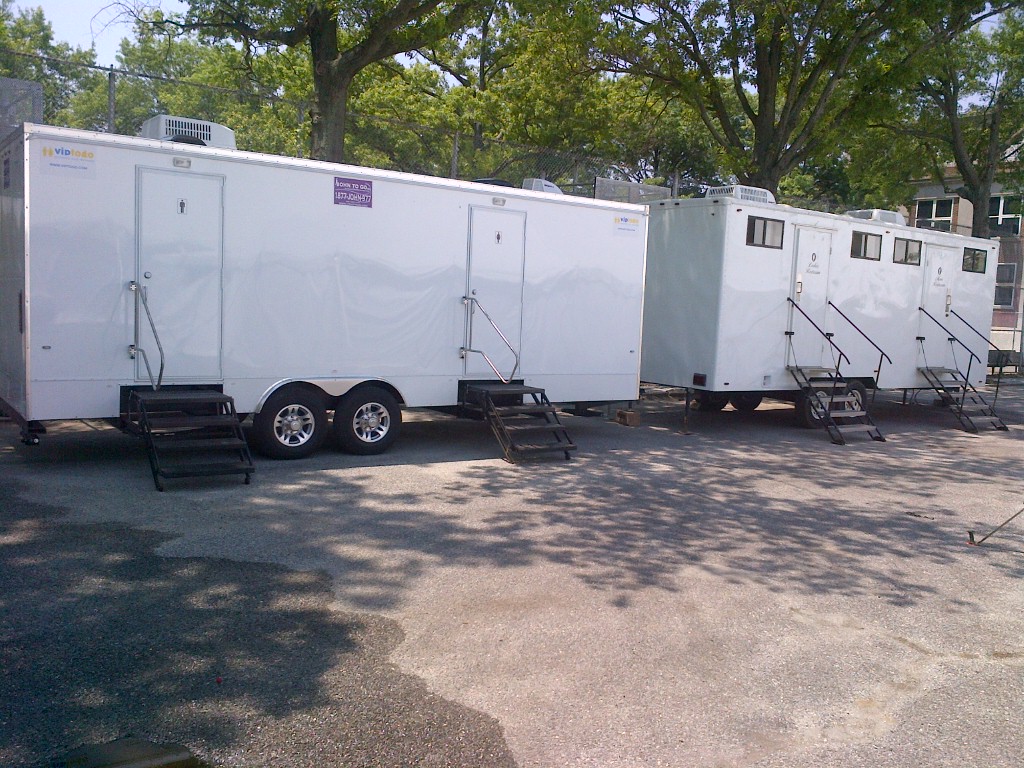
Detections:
[333, 381, 405, 410]
[259, 382, 330, 412]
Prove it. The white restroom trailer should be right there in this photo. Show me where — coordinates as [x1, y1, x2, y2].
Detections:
[641, 188, 999, 416]
[0, 122, 648, 457]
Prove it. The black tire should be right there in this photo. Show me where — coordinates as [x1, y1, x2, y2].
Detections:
[334, 385, 402, 455]
[794, 390, 826, 429]
[842, 380, 869, 423]
[251, 386, 328, 459]
[693, 391, 730, 412]
[843, 382, 868, 411]
[729, 393, 763, 412]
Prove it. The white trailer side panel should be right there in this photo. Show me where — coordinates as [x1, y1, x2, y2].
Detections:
[8, 125, 647, 422]
[826, 225, 923, 387]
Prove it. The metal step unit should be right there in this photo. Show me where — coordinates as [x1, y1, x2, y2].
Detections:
[125, 389, 255, 491]
[787, 366, 885, 445]
[461, 383, 576, 462]
[918, 367, 1008, 433]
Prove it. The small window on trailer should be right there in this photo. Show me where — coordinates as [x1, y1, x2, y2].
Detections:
[962, 247, 987, 274]
[893, 238, 922, 265]
[746, 216, 784, 249]
[851, 231, 881, 261]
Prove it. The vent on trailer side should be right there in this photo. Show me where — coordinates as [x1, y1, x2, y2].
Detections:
[139, 114, 236, 149]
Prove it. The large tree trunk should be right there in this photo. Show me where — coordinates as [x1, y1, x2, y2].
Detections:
[738, 162, 786, 196]
[306, 6, 351, 164]
[310, 66, 352, 163]
[969, 182, 993, 239]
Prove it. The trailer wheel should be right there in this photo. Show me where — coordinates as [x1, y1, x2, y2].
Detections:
[729, 393, 763, 412]
[252, 387, 327, 459]
[846, 380, 868, 407]
[693, 391, 729, 412]
[334, 386, 401, 455]
[795, 390, 827, 429]
[845, 380, 869, 422]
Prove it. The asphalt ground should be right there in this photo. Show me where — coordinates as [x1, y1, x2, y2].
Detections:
[1, 379, 1023, 767]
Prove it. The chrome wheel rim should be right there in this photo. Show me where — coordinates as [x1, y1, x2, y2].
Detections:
[273, 404, 316, 446]
[352, 402, 390, 443]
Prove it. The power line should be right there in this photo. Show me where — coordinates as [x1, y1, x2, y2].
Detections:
[0, 46, 294, 103]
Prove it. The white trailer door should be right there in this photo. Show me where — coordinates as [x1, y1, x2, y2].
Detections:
[464, 206, 526, 379]
[787, 226, 833, 369]
[136, 168, 224, 383]
[918, 245, 958, 371]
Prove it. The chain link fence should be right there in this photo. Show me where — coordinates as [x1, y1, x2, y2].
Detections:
[0, 50, 668, 200]
[346, 111, 647, 197]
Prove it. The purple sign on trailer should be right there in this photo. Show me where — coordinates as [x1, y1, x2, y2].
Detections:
[334, 176, 373, 208]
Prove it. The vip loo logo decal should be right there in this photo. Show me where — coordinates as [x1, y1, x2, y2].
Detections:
[40, 144, 96, 176]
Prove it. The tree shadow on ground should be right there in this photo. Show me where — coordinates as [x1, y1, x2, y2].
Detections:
[0, 486, 517, 768]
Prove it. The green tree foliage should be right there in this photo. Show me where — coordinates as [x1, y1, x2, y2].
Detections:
[0, 0, 96, 122]
[123, 0, 488, 162]
[63, 16, 312, 155]
[601, 1, 1015, 195]
[898, 10, 1024, 236]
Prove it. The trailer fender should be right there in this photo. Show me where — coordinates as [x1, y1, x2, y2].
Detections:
[252, 379, 405, 415]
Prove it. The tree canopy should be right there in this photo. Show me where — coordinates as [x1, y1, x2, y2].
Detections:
[600, 1, 1018, 195]
[122, 0, 491, 162]
[4, 0, 1024, 216]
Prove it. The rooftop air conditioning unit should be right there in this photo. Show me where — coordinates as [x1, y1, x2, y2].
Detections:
[706, 185, 776, 204]
[139, 114, 236, 149]
[845, 209, 906, 226]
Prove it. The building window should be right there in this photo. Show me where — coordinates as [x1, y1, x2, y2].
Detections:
[746, 216, 784, 248]
[995, 263, 1017, 307]
[962, 247, 987, 273]
[989, 195, 1021, 236]
[893, 238, 922, 265]
[850, 231, 882, 261]
[915, 198, 954, 231]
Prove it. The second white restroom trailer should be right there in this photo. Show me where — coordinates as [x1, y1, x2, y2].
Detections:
[641, 188, 1002, 438]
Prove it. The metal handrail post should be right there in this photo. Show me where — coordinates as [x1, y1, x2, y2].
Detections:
[786, 297, 850, 369]
[461, 296, 521, 383]
[827, 300, 892, 389]
[949, 308, 1005, 406]
[129, 281, 165, 390]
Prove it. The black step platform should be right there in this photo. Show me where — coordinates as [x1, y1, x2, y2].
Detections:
[462, 383, 576, 462]
[126, 389, 255, 491]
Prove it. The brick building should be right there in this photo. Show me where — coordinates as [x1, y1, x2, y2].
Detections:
[909, 180, 1023, 361]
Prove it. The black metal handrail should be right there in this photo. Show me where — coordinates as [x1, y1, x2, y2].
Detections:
[461, 295, 521, 383]
[918, 306, 980, 416]
[786, 297, 850, 368]
[918, 307, 980, 367]
[949, 308, 1005, 406]
[827, 301, 892, 396]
